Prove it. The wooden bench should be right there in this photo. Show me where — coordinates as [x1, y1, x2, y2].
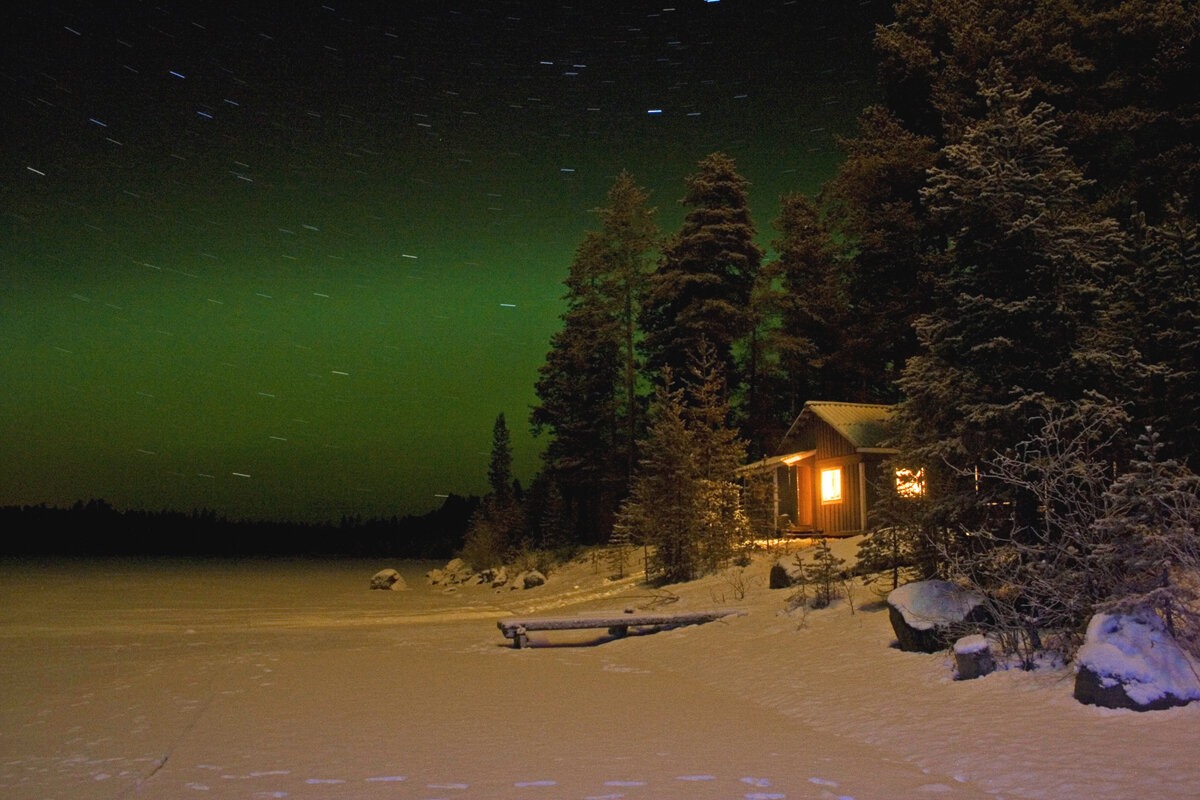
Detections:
[497, 608, 746, 649]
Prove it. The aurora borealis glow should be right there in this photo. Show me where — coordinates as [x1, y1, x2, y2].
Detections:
[2, 2, 883, 522]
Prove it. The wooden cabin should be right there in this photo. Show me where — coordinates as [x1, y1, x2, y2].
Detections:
[738, 401, 898, 538]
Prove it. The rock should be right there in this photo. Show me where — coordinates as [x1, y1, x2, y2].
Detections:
[887, 580, 987, 653]
[509, 570, 546, 590]
[769, 556, 804, 589]
[369, 568, 406, 591]
[442, 558, 474, 584]
[428, 558, 475, 586]
[1074, 608, 1200, 711]
[953, 634, 995, 680]
[491, 566, 509, 588]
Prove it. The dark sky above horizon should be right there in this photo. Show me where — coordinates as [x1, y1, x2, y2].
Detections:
[1, 1, 886, 523]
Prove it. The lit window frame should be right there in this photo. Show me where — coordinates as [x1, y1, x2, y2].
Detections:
[895, 467, 926, 498]
[820, 467, 842, 504]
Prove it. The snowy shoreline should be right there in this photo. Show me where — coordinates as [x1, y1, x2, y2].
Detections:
[1, 552, 1198, 799]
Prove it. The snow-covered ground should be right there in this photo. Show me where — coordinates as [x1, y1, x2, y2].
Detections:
[0, 548, 1197, 800]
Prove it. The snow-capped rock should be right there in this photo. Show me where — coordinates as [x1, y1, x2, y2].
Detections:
[887, 579, 987, 653]
[1074, 607, 1200, 711]
[769, 556, 804, 589]
[953, 634, 995, 680]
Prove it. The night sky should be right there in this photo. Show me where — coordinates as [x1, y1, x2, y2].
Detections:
[1, 1, 884, 523]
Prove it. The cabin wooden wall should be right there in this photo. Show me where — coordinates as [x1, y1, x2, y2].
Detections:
[811, 418, 866, 535]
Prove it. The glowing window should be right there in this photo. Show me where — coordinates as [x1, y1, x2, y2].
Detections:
[896, 468, 926, 498]
[820, 467, 842, 503]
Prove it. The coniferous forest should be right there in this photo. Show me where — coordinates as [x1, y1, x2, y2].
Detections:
[464, 0, 1200, 652]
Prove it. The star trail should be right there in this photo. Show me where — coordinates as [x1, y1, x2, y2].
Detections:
[1, 1, 885, 522]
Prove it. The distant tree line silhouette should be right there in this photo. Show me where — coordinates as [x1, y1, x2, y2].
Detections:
[0, 495, 479, 559]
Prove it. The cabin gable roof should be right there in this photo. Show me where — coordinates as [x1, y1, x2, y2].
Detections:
[778, 401, 894, 454]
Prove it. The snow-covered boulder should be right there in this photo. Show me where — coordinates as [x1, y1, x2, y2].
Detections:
[769, 556, 804, 589]
[887, 580, 988, 653]
[953, 634, 996, 680]
[369, 568, 406, 591]
[1073, 608, 1200, 711]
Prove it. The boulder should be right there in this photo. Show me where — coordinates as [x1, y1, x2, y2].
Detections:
[953, 634, 995, 680]
[490, 566, 509, 588]
[369, 568, 406, 591]
[887, 580, 987, 653]
[769, 556, 804, 589]
[442, 558, 474, 584]
[1074, 608, 1200, 711]
[510, 570, 546, 590]
[428, 558, 475, 586]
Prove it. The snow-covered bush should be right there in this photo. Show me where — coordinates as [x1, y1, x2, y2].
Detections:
[940, 409, 1200, 664]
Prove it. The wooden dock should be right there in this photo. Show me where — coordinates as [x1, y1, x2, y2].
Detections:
[497, 608, 746, 649]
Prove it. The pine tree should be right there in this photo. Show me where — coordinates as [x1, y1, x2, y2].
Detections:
[461, 412, 523, 569]
[821, 107, 939, 400]
[531, 173, 658, 544]
[1095, 427, 1200, 646]
[875, 0, 1200, 218]
[487, 413, 514, 502]
[684, 340, 751, 573]
[1118, 202, 1200, 470]
[641, 152, 764, 395]
[895, 82, 1122, 539]
[616, 371, 700, 583]
[804, 539, 846, 610]
[596, 171, 660, 485]
[770, 191, 846, 412]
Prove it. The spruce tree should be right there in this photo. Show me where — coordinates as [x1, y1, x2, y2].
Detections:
[770, 191, 846, 412]
[530, 172, 658, 544]
[684, 340, 751, 573]
[875, 0, 1200, 218]
[595, 171, 660, 485]
[616, 371, 700, 583]
[1119, 202, 1200, 469]
[487, 412, 514, 502]
[641, 152, 764, 395]
[895, 82, 1122, 539]
[531, 232, 622, 543]
[821, 107, 939, 400]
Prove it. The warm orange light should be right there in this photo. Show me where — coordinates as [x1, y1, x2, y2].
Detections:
[782, 453, 804, 465]
[896, 468, 925, 497]
[821, 468, 842, 503]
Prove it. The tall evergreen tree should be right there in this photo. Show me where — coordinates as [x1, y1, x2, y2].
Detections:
[615, 371, 700, 583]
[531, 232, 622, 543]
[1116, 201, 1200, 469]
[487, 412, 514, 502]
[771, 192, 846, 410]
[683, 341, 752, 573]
[894, 82, 1122, 537]
[822, 107, 940, 400]
[875, 0, 1200, 219]
[595, 171, 660, 485]
[530, 172, 658, 544]
[641, 152, 764, 396]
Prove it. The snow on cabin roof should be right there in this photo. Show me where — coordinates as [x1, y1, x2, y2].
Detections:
[792, 401, 894, 450]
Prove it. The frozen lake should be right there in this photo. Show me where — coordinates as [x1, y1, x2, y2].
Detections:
[1, 557, 1193, 800]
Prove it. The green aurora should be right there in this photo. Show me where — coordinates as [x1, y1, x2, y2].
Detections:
[1, 2, 883, 521]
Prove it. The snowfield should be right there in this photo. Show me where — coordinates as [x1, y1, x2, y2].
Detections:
[1, 546, 1197, 799]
